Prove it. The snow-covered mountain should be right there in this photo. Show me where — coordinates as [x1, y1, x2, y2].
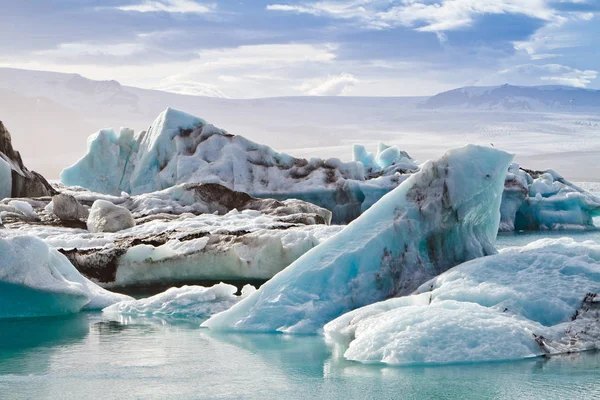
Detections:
[1, 67, 600, 182]
[421, 84, 600, 111]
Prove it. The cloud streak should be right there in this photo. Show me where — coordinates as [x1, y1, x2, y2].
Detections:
[116, 0, 215, 13]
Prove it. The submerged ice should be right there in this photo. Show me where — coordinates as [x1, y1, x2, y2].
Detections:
[324, 238, 600, 366]
[203, 145, 512, 333]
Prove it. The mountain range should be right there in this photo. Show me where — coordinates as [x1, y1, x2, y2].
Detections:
[0, 67, 599, 181]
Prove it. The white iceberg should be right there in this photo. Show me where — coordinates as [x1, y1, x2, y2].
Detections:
[103, 283, 256, 321]
[324, 238, 600, 366]
[0, 235, 131, 318]
[203, 145, 513, 334]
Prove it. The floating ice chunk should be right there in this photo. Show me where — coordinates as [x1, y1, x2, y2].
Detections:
[352, 144, 375, 169]
[103, 283, 256, 321]
[203, 145, 513, 334]
[51, 193, 89, 221]
[87, 199, 135, 233]
[324, 238, 600, 366]
[8, 200, 37, 218]
[0, 235, 131, 318]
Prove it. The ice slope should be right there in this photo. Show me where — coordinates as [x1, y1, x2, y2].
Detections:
[324, 238, 600, 366]
[0, 235, 131, 318]
[203, 145, 512, 334]
[103, 283, 256, 322]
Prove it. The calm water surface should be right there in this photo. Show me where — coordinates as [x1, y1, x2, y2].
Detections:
[1, 230, 599, 399]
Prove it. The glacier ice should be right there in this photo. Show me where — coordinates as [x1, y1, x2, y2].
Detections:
[353, 142, 417, 173]
[60, 107, 600, 229]
[61, 127, 138, 195]
[103, 283, 256, 322]
[0, 235, 131, 318]
[324, 237, 600, 366]
[60, 108, 416, 223]
[51, 193, 89, 222]
[0, 183, 341, 286]
[87, 199, 135, 233]
[203, 145, 513, 334]
[500, 164, 600, 231]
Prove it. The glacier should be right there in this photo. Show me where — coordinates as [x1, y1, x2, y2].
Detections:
[103, 282, 256, 322]
[0, 235, 131, 318]
[324, 238, 600, 366]
[202, 145, 513, 334]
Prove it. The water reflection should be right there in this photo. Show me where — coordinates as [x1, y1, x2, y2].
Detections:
[0, 313, 89, 375]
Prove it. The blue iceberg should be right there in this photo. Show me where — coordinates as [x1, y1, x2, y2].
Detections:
[0, 235, 131, 318]
[203, 145, 513, 333]
[324, 238, 600, 365]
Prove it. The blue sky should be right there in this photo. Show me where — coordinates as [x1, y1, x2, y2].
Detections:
[0, 0, 598, 98]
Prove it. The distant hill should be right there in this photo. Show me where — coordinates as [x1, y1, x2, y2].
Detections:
[420, 84, 600, 111]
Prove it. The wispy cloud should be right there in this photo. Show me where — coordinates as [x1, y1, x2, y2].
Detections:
[499, 63, 597, 87]
[267, 0, 559, 32]
[116, 0, 215, 13]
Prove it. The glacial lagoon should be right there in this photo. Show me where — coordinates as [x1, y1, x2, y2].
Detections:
[2, 231, 600, 399]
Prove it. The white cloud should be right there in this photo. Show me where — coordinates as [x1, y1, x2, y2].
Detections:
[195, 43, 337, 68]
[513, 12, 596, 60]
[35, 42, 146, 58]
[299, 73, 359, 95]
[117, 0, 215, 13]
[498, 63, 597, 87]
[154, 78, 228, 97]
[267, 0, 559, 32]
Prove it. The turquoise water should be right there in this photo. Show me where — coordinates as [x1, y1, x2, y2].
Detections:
[1, 312, 599, 400]
[1, 230, 600, 399]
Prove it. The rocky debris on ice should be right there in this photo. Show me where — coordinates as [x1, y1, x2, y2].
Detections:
[87, 200, 135, 233]
[50, 193, 89, 223]
[0, 235, 131, 318]
[103, 282, 256, 322]
[0, 121, 56, 199]
[0, 182, 340, 287]
[203, 145, 512, 334]
[324, 238, 600, 366]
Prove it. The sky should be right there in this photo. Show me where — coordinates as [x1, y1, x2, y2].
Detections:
[0, 0, 598, 98]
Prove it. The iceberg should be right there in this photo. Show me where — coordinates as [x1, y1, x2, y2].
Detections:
[501, 165, 600, 231]
[0, 235, 131, 318]
[61, 108, 417, 223]
[103, 283, 256, 322]
[203, 145, 513, 334]
[60, 108, 600, 228]
[324, 238, 600, 366]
